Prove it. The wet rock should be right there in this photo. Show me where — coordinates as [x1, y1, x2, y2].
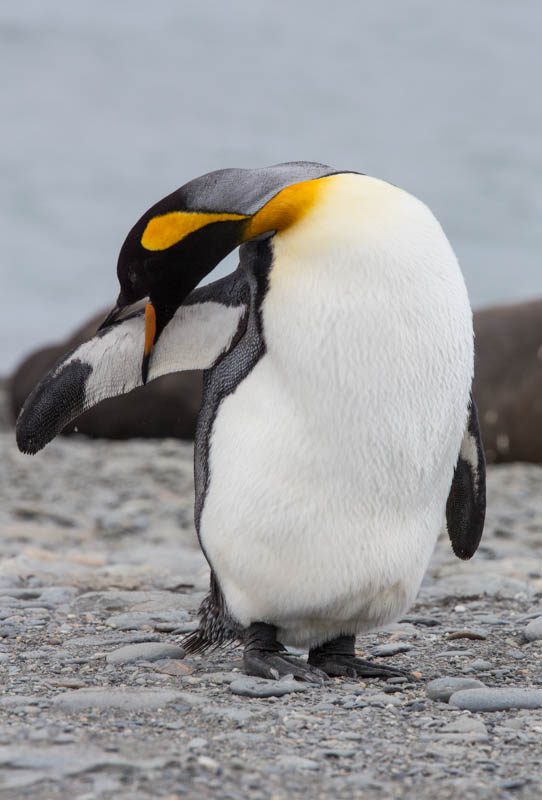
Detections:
[106, 642, 185, 664]
[426, 677, 486, 702]
[450, 688, 542, 711]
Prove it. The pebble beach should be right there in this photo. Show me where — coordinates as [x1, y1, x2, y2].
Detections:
[1, 389, 542, 799]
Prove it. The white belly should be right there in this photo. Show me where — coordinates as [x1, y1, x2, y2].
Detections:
[199, 190, 474, 648]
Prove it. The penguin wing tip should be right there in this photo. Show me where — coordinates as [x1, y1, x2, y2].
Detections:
[15, 430, 42, 456]
[15, 410, 43, 456]
[452, 540, 479, 560]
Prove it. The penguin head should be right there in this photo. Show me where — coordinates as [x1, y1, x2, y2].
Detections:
[104, 162, 344, 380]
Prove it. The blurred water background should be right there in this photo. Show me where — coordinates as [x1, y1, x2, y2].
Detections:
[2, 0, 541, 374]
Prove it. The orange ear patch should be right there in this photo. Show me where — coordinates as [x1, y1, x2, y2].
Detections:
[141, 211, 248, 251]
[245, 177, 326, 240]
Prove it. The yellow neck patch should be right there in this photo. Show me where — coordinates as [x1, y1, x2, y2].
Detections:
[140, 176, 331, 251]
[141, 211, 248, 251]
[244, 177, 326, 240]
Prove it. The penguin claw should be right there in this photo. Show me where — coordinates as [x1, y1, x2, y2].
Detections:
[243, 651, 328, 684]
[308, 654, 416, 681]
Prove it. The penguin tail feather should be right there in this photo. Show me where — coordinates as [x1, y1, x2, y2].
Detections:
[181, 575, 242, 655]
[181, 626, 240, 656]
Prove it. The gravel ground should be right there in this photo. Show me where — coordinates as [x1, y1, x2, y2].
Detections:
[1, 398, 542, 799]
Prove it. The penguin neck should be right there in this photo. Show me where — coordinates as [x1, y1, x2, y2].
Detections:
[267, 172, 456, 295]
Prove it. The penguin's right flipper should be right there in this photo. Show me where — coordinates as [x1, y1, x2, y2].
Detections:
[445, 395, 486, 560]
[16, 272, 249, 455]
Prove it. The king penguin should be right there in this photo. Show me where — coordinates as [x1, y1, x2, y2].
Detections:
[16, 162, 486, 682]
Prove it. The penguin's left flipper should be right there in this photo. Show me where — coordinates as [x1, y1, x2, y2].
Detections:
[16, 273, 249, 455]
[446, 395, 486, 560]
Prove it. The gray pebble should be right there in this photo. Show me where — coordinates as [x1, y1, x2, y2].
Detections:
[68, 633, 161, 647]
[276, 755, 319, 771]
[230, 677, 310, 698]
[202, 705, 253, 724]
[381, 622, 418, 636]
[426, 677, 486, 702]
[421, 574, 531, 601]
[0, 695, 42, 707]
[524, 616, 542, 641]
[500, 779, 528, 791]
[52, 688, 198, 711]
[203, 672, 242, 685]
[450, 688, 542, 711]
[371, 643, 412, 657]
[187, 737, 208, 750]
[38, 586, 78, 605]
[106, 642, 185, 664]
[436, 650, 475, 658]
[73, 590, 199, 614]
[440, 716, 488, 736]
[363, 693, 402, 707]
[320, 747, 356, 758]
[467, 659, 493, 672]
[106, 610, 189, 631]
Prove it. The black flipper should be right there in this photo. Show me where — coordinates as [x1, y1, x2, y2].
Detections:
[15, 271, 249, 456]
[446, 395, 486, 560]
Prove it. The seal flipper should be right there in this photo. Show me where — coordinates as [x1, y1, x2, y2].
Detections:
[446, 395, 486, 560]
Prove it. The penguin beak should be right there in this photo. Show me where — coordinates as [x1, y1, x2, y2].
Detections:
[142, 301, 157, 384]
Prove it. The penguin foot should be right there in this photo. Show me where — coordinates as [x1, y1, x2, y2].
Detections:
[243, 622, 328, 684]
[308, 634, 416, 680]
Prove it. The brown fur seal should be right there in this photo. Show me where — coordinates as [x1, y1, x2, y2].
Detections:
[474, 298, 542, 463]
